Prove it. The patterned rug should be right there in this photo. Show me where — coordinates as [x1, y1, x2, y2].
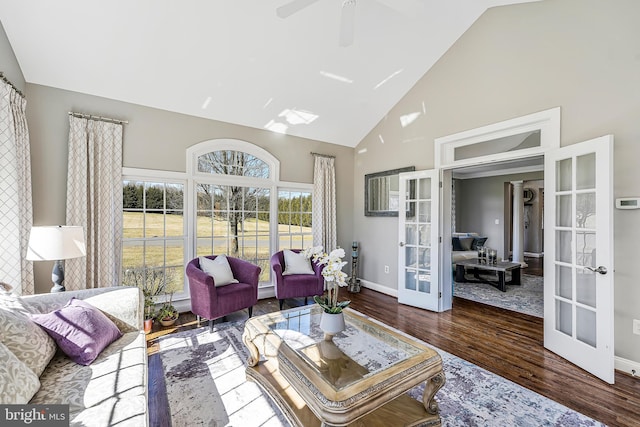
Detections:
[155, 317, 604, 427]
[453, 273, 543, 317]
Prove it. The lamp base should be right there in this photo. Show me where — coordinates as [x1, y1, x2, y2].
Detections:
[51, 260, 66, 293]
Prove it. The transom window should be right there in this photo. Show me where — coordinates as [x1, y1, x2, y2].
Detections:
[197, 150, 270, 178]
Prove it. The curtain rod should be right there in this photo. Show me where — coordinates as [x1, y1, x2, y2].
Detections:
[310, 152, 335, 159]
[0, 72, 25, 98]
[68, 111, 129, 125]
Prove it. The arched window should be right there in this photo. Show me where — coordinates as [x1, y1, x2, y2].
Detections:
[188, 139, 301, 284]
[121, 139, 312, 302]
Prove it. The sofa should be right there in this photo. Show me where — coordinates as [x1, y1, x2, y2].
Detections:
[452, 232, 487, 264]
[0, 286, 148, 426]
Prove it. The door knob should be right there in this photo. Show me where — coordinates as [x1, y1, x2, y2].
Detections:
[399, 242, 405, 247]
[586, 266, 607, 275]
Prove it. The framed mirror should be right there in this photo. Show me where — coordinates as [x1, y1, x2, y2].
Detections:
[364, 166, 415, 216]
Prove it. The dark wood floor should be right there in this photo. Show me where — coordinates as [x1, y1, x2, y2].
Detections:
[147, 288, 639, 427]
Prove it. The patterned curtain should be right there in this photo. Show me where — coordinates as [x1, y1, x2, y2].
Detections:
[0, 82, 34, 295]
[65, 116, 123, 290]
[312, 155, 337, 252]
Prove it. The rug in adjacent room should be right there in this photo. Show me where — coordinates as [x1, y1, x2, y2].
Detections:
[156, 319, 603, 427]
[454, 273, 543, 317]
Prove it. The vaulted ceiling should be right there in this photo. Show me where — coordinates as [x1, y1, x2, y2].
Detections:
[0, 0, 537, 147]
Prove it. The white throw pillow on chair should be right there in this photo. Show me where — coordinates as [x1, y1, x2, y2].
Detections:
[199, 255, 239, 287]
[282, 250, 315, 275]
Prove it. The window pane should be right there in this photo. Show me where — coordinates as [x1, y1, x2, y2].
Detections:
[197, 150, 270, 178]
[454, 130, 540, 161]
[277, 189, 312, 251]
[123, 181, 143, 209]
[123, 210, 144, 238]
[122, 179, 186, 297]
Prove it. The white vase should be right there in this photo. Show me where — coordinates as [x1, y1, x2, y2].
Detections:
[319, 311, 345, 340]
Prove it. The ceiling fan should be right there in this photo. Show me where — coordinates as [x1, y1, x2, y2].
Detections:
[276, 0, 358, 47]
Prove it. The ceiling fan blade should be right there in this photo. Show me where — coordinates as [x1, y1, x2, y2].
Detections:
[339, 0, 356, 47]
[276, 0, 321, 19]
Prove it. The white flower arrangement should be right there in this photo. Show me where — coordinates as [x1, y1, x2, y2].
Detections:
[303, 246, 350, 313]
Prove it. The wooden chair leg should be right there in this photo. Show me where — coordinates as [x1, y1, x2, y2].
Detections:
[197, 315, 201, 327]
[279, 299, 284, 310]
[304, 297, 308, 305]
[209, 318, 214, 333]
[248, 306, 253, 318]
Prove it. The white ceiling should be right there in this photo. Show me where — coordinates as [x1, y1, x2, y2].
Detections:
[1, 0, 536, 147]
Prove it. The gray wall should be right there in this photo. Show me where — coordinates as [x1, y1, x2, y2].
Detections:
[24, 83, 354, 294]
[456, 172, 544, 260]
[0, 20, 25, 92]
[353, 0, 640, 363]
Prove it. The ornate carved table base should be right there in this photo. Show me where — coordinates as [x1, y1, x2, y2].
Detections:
[243, 307, 446, 427]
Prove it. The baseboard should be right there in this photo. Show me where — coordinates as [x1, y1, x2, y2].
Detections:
[358, 279, 397, 298]
[524, 252, 544, 258]
[615, 356, 640, 378]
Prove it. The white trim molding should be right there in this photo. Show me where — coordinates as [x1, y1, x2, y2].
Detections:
[435, 107, 561, 170]
[615, 356, 640, 379]
[358, 279, 398, 298]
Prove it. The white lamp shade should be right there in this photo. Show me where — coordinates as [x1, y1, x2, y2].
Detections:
[26, 226, 86, 261]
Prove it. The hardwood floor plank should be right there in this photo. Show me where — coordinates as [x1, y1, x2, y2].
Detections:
[146, 289, 640, 427]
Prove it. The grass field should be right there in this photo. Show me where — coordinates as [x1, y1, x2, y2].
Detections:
[122, 211, 312, 288]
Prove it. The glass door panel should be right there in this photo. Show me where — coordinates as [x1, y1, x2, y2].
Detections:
[544, 135, 614, 384]
[398, 170, 439, 311]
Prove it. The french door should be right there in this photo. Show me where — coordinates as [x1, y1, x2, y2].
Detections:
[397, 170, 440, 311]
[544, 135, 614, 383]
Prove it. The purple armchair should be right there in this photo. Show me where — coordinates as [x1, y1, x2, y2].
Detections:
[271, 249, 325, 310]
[186, 255, 260, 332]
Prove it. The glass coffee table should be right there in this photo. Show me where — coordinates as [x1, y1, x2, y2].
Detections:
[243, 305, 445, 427]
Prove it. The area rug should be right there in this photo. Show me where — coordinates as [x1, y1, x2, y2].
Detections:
[454, 273, 543, 317]
[155, 317, 604, 427]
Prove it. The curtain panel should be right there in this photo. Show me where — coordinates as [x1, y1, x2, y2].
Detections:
[0, 82, 34, 295]
[65, 116, 123, 290]
[312, 155, 337, 252]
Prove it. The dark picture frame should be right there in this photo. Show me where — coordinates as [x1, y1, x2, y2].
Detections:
[364, 166, 415, 217]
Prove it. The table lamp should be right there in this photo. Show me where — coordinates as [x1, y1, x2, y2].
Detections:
[26, 225, 86, 292]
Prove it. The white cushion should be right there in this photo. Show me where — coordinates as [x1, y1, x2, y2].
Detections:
[282, 250, 315, 275]
[0, 293, 56, 376]
[0, 342, 41, 404]
[199, 255, 239, 287]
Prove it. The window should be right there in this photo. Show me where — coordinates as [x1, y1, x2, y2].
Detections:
[121, 178, 186, 296]
[121, 139, 314, 300]
[198, 150, 270, 178]
[278, 190, 313, 249]
[188, 139, 312, 286]
[195, 183, 271, 281]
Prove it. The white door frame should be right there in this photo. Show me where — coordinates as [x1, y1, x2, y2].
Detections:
[436, 107, 561, 311]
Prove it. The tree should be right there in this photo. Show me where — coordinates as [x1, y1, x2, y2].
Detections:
[197, 150, 269, 255]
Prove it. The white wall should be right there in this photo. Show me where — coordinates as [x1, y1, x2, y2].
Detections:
[352, 0, 640, 363]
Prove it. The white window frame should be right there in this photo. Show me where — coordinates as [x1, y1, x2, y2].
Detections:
[121, 167, 188, 302]
[186, 139, 312, 296]
[276, 184, 314, 251]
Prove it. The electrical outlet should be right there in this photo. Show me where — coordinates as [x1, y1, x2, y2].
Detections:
[633, 319, 640, 335]
[384, 265, 390, 274]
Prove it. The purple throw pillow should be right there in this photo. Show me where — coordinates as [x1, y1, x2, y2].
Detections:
[30, 297, 122, 366]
